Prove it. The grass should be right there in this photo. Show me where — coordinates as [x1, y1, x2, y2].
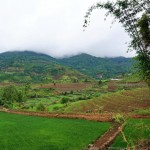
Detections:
[0, 112, 111, 150]
[112, 119, 150, 148]
[134, 108, 150, 115]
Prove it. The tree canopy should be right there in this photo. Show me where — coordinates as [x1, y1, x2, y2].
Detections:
[84, 0, 150, 86]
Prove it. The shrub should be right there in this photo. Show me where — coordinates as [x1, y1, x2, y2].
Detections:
[98, 80, 102, 85]
[53, 106, 59, 111]
[112, 113, 125, 124]
[70, 90, 73, 94]
[61, 97, 69, 104]
[36, 103, 46, 111]
[1, 85, 25, 105]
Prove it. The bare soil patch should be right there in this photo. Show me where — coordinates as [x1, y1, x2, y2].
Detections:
[37, 83, 91, 92]
[87, 123, 122, 150]
[0, 109, 112, 122]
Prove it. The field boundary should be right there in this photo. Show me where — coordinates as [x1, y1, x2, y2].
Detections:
[0, 108, 112, 122]
[0, 107, 149, 120]
[87, 123, 122, 150]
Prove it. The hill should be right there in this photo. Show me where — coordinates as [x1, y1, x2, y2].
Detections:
[58, 53, 134, 79]
[0, 51, 91, 83]
[0, 51, 135, 83]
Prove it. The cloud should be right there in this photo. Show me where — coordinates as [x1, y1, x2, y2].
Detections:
[0, 0, 136, 57]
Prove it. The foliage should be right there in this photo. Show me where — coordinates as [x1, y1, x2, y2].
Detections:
[64, 87, 149, 113]
[59, 53, 134, 79]
[112, 113, 125, 123]
[134, 108, 150, 115]
[36, 103, 46, 111]
[0, 51, 135, 82]
[84, 0, 150, 86]
[98, 80, 102, 85]
[0, 112, 111, 150]
[112, 119, 150, 148]
[61, 97, 70, 104]
[0, 51, 90, 83]
[0, 85, 25, 106]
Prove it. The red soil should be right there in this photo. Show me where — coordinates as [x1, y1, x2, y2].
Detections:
[37, 83, 91, 92]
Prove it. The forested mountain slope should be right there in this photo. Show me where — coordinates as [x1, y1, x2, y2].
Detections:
[0, 51, 91, 83]
[58, 53, 134, 79]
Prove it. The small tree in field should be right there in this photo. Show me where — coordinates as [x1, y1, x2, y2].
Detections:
[84, 0, 150, 86]
[0, 85, 25, 106]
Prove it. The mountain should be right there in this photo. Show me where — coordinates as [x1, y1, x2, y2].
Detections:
[58, 53, 134, 79]
[0, 51, 134, 83]
[0, 51, 91, 83]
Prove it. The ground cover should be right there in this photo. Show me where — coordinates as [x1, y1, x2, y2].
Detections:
[111, 119, 150, 149]
[0, 112, 111, 150]
[64, 88, 150, 113]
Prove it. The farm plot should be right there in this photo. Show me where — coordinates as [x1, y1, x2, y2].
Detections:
[37, 83, 92, 92]
[0, 112, 111, 150]
[65, 88, 150, 113]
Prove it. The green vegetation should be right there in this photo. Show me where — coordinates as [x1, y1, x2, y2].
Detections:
[0, 51, 149, 149]
[0, 51, 92, 83]
[64, 88, 149, 113]
[120, 72, 141, 82]
[36, 103, 46, 111]
[58, 53, 134, 79]
[0, 51, 134, 83]
[0, 85, 25, 108]
[0, 80, 148, 114]
[84, 0, 150, 86]
[134, 108, 150, 115]
[112, 113, 125, 124]
[0, 112, 111, 150]
[112, 119, 150, 148]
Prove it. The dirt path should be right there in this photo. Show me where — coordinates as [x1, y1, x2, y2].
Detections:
[87, 123, 122, 150]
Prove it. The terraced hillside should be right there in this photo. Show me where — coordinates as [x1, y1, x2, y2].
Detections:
[0, 51, 91, 83]
[64, 88, 150, 113]
[0, 51, 134, 83]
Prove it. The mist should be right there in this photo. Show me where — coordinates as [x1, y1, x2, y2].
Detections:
[0, 0, 136, 58]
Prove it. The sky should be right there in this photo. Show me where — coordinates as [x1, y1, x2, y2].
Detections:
[0, 0, 136, 58]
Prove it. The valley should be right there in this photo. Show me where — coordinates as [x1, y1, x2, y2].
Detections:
[0, 51, 149, 150]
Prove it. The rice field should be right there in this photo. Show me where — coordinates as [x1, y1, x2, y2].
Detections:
[0, 112, 111, 150]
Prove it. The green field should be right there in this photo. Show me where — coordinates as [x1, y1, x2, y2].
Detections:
[112, 119, 150, 148]
[0, 112, 111, 150]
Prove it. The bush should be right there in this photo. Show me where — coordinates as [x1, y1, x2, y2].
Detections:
[3, 103, 13, 109]
[36, 103, 46, 111]
[112, 113, 125, 123]
[70, 90, 73, 94]
[1, 85, 25, 105]
[98, 80, 102, 85]
[53, 106, 59, 111]
[61, 97, 69, 104]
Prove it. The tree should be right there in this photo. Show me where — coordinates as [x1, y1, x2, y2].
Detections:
[84, 0, 150, 86]
[0, 85, 25, 106]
